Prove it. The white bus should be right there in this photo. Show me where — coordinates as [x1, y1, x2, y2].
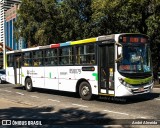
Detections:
[6, 33, 154, 100]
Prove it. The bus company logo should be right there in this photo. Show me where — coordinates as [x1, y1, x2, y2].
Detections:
[2, 120, 11, 125]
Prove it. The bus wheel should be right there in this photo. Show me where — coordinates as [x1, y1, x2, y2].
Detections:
[25, 78, 33, 92]
[79, 82, 92, 100]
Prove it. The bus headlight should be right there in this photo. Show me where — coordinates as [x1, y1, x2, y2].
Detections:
[118, 77, 124, 84]
[118, 77, 132, 88]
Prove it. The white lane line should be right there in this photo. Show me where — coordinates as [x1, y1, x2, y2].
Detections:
[40, 111, 56, 114]
[140, 117, 147, 119]
[4, 90, 12, 93]
[72, 103, 88, 108]
[103, 110, 129, 116]
[155, 98, 160, 101]
[48, 99, 60, 102]
[31, 95, 39, 98]
[16, 92, 24, 95]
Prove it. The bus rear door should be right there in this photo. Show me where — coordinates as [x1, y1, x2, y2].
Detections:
[13, 53, 22, 85]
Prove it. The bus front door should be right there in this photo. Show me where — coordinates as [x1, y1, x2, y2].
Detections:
[13, 54, 22, 85]
[98, 44, 115, 95]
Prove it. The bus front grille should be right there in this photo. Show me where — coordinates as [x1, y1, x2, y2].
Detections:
[131, 86, 151, 94]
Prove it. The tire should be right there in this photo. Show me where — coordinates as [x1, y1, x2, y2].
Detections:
[0, 79, 2, 84]
[79, 81, 92, 100]
[25, 78, 33, 92]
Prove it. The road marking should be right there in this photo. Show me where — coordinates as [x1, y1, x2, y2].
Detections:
[48, 99, 60, 102]
[40, 111, 53, 114]
[4, 90, 12, 93]
[22, 102, 35, 106]
[72, 103, 88, 108]
[31, 95, 39, 98]
[155, 98, 160, 101]
[16, 92, 24, 95]
[103, 110, 129, 115]
[140, 117, 147, 119]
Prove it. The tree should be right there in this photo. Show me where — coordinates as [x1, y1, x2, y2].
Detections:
[14, 0, 59, 46]
[14, 0, 160, 79]
[57, 0, 93, 42]
[92, 0, 160, 79]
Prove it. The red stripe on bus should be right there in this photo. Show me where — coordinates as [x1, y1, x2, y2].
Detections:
[50, 44, 60, 48]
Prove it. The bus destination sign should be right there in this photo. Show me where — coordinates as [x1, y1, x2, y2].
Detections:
[119, 34, 148, 43]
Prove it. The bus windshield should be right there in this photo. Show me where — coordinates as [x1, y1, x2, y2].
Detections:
[118, 44, 152, 74]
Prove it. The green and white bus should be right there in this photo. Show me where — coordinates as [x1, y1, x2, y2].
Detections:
[6, 33, 154, 100]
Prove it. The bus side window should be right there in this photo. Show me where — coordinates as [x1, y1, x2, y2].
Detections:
[59, 47, 73, 65]
[75, 44, 95, 65]
[24, 61, 29, 66]
[33, 59, 38, 66]
[23, 52, 32, 66]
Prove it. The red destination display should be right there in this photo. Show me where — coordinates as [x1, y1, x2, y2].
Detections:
[119, 34, 148, 43]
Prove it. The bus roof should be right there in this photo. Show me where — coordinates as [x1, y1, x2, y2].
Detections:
[6, 33, 147, 53]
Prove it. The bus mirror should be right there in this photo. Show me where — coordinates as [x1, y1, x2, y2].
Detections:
[115, 43, 123, 63]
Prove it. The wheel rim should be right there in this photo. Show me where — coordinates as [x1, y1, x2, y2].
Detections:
[81, 86, 90, 96]
[27, 82, 31, 89]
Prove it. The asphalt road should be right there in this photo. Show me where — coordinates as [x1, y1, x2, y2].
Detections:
[0, 84, 160, 128]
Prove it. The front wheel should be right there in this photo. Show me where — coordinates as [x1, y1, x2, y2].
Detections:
[25, 78, 33, 92]
[79, 82, 92, 100]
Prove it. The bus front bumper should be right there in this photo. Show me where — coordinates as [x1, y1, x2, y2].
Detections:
[115, 82, 154, 97]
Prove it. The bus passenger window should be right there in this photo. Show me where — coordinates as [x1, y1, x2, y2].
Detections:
[75, 44, 95, 65]
[59, 47, 73, 65]
[24, 60, 29, 66]
[33, 59, 39, 66]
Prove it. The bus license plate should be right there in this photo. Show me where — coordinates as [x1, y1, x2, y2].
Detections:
[139, 87, 144, 92]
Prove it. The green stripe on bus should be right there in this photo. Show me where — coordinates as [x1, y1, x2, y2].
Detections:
[92, 73, 98, 81]
[49, 72, 51, 78]
[21, 73, 24, 77]
[124, 76, 152, 85]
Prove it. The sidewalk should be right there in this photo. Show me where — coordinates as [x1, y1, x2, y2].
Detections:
[154, 82, 160, 88]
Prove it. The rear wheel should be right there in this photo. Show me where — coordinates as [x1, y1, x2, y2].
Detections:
[79, 82, 92, 100]
[25, 78, 33, 92]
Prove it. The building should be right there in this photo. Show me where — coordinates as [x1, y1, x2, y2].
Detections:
[0, 0, 26, 68]
[5, 1, 26, 50]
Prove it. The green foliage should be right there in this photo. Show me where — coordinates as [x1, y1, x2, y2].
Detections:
[14, 0, 160, 78]
[15, 0, 160, 44]
[57, 0, 93, 41]
[14, 0, 59, 46]
[91, 0, 160, 79]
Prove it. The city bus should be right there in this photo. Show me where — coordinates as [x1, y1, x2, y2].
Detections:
[6, 33, 154, 100]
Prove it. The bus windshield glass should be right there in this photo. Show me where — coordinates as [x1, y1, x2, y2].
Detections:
[118, 44, 151, 73]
